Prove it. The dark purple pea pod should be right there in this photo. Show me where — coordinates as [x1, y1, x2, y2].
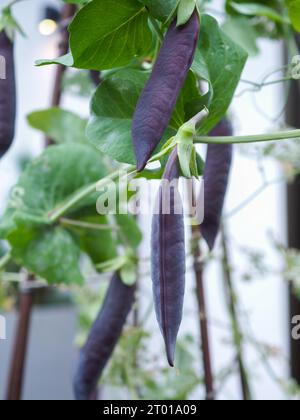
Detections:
[73, 273, 135, 400]
[132, 12, 200, 172]
[151, 147, 186, 367]
[0, 31, 16, 158]
[89, 70, 101, 87]
[200, 119, 233, 250]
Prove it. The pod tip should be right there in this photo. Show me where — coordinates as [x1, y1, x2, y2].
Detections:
[137, 161, 147, 172]
[165, 341, 176, 368]
[201, 226, 217, 251]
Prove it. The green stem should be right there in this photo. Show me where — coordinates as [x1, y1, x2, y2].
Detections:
[5, 0, 26, 8]
[220, 225, 252, 401]
[48, 182, 98, 223]
[60, 218, 118, 232]
[240, 76, 292, 89]
[48, 167, 135, 223]
[195, 129, 300, 145]
[149, 16, 164, 42]
[224, 177, 284, 219]
[0, 253, 11, 271]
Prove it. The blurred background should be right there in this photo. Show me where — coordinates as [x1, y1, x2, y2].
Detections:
[0, 0, 298, 400]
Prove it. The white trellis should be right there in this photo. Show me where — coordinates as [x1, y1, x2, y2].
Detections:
[0, 315, 6, 340]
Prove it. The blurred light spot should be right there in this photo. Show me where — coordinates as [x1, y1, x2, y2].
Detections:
[38, 19, 57, 36]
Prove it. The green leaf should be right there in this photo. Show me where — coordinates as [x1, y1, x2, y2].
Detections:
[288, 0, 300, 32]
[0, 144, 110, 284]
[196, 152, 205, 176]
[222, 17, 260, 56]
[68, 0, 152, 70]
[177, 0, 196, 26]
[36, 53, 74, 68]
[97, 255, 128, 273]
[173, 71, 205, 124]
[87, 68, 148, 165]
[64, 212, 118, 264]
[8, 224, 84, 285]
[229, 2, 289, 24]
[139, 0, 179, 22]
[27, 108, 88, 144]
[0, 5, 25, 38]
[115, 214, 142, 249]
[192, 14, 248, 135]
[9, 144, 108, 221]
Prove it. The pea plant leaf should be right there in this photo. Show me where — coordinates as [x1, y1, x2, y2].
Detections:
[177, 0, 197, 26]
[87, 68, 201, 165]
[8, 223, 84, 285]
[222, 16, 260, 56]
[139, 0, 179, 22]
[87, 69, 148, 165]
[27, 108, 88, 144]
[36, 52, 74, 68]
[0, 143, 111, 284]
[192, 14, 248, 135]
[115, 214, 142, 249]
[287, 0, 300, 32]
[63, 211, 118, 265]
[228, 2, 289, 24]
[69, 0, 152, 70]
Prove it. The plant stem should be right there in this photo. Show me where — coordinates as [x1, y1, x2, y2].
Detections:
[220, 225, 252, 401]
[48, 167, 135, 222]
[149, 16, 164, 42]
[46, 3, 77, 145]
[48, 182, 98, 222]
[60, 217, 118, 231]
[240, 76, 292, 89]
[6, 275, 35, 400]
[224, 177, 284, 219]
[132, 272, 143, 399]
[6, 0, 26, 8]
[0, 252, 11, 270]
[187, 180, 214, 400]
[195, 129, 300, 145]
[191, 227, 215, 400]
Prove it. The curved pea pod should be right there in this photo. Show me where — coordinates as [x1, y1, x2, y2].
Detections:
[200, 119, 233, 250]
[151, 148, 186, 367]
[132, 12, 200, 172]
[0, 32, 16, 158]
[73, 273, 135, 400]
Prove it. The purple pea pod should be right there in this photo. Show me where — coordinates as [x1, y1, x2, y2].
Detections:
[0, 31, 16, 158]
[73, 273, 135, 400]
[132, 12, 200, 171]
[89, 70, 101, 87]
[200, 119, 233, 250]
[151, 147, 186, 366]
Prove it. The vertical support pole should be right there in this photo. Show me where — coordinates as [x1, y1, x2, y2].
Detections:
[5, 3, 77, 400]
[6, 279, 34, 400]
[46, 4, 76, 145]
[192, 226, 215, 400]
[187, 180, 215, 400]
[286, 38, 300, 383]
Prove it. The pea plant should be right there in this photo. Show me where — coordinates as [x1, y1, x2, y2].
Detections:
[0, 0, 300, 401]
